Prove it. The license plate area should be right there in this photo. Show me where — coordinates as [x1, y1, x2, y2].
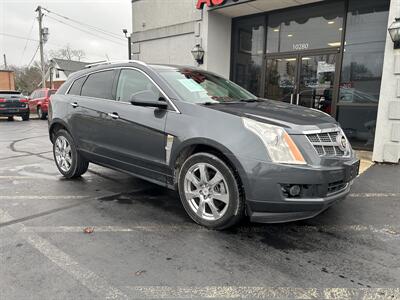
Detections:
[345, 160, 360, 182]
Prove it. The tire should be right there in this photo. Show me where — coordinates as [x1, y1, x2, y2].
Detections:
[37, 107, 47, 120]
[22, 113, 30, 121]
[7, 116, 14, 121]
[178, 152, 244, 230]
[53, 129, 89, 178]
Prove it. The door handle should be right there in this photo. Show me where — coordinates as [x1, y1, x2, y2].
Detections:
[296, 94, 300, 106]
[290, 94, 294, 105]
[107, 112, 119, 119]
[71, 102, 79, 108]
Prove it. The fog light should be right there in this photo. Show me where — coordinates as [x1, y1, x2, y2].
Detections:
[289, 185, 301, 197]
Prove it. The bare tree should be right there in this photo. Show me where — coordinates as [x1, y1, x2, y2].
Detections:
[49, 44, 86, 61]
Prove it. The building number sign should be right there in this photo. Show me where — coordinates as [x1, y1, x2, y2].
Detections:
[293, 43, 310, 51]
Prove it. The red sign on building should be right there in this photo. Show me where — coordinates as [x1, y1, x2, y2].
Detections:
[196, 0, 227, 9]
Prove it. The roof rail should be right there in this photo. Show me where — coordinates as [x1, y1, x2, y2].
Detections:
[85, 60, 147, 69]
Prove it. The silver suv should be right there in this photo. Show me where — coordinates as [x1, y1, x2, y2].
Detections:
[48, 61, 360, 229]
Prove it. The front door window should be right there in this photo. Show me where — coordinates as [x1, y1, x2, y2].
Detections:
[298, 54, 336, 114]
[265, 52, 338, 115]
[265, 57, 297, 104]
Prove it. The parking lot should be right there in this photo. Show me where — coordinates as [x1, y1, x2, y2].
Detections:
[0, 117, 400, 299]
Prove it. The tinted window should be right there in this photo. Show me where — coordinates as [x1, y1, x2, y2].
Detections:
[116, 69, 160, 102]
[68, 77, 86, 96]
[266, 1, 344, 53]
[339, 0, 389, 104]
[231, 16, 265, 96]
[337, 0, 389, 150]
[81, 71, 115, 99]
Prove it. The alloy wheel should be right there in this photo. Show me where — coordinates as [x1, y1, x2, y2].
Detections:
[183, 162, 230, 221]
[54, 136, 72, 172]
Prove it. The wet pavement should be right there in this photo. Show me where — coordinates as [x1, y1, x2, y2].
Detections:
[0, 117, 399, 299]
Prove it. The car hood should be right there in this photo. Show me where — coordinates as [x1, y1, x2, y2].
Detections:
[203, 99, 339, 134]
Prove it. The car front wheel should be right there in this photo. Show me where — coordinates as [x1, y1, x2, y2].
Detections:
[22, 113, 30, 121]
[53, 129, 89, 178]
[178, 152, 244, 230]
[37, 107, 47, 120]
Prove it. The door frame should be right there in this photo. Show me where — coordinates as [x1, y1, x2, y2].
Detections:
[264, 48, 341, 116]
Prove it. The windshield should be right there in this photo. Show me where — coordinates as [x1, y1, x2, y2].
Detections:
[158, 68, 258, 104]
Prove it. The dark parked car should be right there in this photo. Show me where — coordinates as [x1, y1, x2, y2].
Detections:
[48, 61, 360, 229]
[0, 90, 30, 121]
[29, 88, 57, 119]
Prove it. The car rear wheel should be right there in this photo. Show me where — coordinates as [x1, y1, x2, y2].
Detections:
[37, 107, 47, 120]
[178, 153, 244, 230]
[53, 129, 89, 178]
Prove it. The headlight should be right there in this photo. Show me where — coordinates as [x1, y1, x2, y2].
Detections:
[242, 118, 306, 165]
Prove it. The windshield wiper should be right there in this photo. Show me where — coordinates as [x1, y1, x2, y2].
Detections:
[239, 99, 261, 103]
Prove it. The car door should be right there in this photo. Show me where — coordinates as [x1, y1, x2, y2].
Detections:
[69, 69, 119, 163]
[28, 91, 37, 113]
[106, 68, 169, 183]
[36, 90, 45, 109]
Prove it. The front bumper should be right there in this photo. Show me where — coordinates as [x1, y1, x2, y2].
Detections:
[235, 156, 360, 223]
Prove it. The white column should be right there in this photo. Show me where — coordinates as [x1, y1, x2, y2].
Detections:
[201, 11, 232, 78]
[373, 0, 400, 163]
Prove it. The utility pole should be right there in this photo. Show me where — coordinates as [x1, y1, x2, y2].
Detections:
[36, 6, 46, 88]
[3, 54, 7, 69]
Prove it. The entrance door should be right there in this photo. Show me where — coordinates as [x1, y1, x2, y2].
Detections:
[265, 52, 338, 115]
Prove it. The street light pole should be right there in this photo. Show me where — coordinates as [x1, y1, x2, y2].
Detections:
[36, 6, 46, 88]
[123, 29, 132, 60]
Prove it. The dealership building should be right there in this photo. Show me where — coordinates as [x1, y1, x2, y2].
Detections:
[131, 0, 400, 164]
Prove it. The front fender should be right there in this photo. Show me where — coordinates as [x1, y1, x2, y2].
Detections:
[170, 137, 251, 199]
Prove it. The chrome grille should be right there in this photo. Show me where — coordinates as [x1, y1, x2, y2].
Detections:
[306, 130, 348, 157]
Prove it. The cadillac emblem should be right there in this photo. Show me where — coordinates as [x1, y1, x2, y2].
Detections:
[336, 133, 348, 152]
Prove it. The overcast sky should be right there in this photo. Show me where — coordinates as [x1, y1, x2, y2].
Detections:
[0, 0, 132, 67]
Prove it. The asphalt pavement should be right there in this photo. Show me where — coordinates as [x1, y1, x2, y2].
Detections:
[0, 116, 399, 300]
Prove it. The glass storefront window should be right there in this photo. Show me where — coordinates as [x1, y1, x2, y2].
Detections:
[231, 16, 265, 96]
[339, 0, 389, 104]
[266, 2, 344, 53]
[338, 0, 390, 150]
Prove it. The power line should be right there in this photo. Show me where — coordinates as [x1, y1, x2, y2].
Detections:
[0, 32, 64, 48]
[44, 14, 126, 46]
[0, 32, 113, 63]
[19, 18, 36, 65]
[41, 7, 125, 41]
[27, 43, 40, 67]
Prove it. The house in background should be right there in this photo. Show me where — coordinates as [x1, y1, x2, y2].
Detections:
[0, 70, 15, 90]
[46, 58, 91, 89]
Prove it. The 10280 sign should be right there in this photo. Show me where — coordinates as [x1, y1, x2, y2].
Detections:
[293, 43, 310, 51]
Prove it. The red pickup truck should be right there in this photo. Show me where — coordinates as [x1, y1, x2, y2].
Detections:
[29, 88, 57, 120]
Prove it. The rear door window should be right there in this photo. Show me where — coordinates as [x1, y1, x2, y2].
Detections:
[68, 77, 86, 96]
[81, 70, 115, 100]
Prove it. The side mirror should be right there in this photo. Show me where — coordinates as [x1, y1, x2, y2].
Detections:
[130, 90, 168, 109]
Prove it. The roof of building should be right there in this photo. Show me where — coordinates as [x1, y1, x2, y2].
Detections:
[51, 58, 92, 76]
